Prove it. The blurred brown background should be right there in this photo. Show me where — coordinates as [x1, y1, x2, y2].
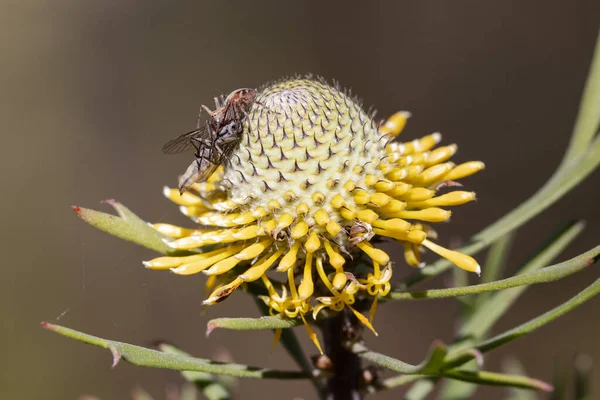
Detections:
[2, 1, 599, 399]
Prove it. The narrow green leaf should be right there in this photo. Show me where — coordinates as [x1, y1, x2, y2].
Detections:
[42, 322, 309, 380]
[560, 29, 600, 165]
[459, 231, 593, 339]
[157, 343, 232, 400]
[351, 341, 447, 375]
[73, 200, 174, 254]
[444, 274, 600, 370]
[207, 315, 301, 335]
[386, 237, 593, 302]
[441, 370, 553, 392]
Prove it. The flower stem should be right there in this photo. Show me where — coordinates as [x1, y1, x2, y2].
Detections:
[322, 308, 363, 400]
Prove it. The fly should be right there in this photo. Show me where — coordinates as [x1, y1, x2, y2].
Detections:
[162, 88, 257, 194]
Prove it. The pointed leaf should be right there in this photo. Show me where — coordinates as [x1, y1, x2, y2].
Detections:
[73, 200, 174, 254]
[42, 322, 309, 380]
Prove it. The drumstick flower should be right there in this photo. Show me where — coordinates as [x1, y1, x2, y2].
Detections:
[144, 77, 483, 348]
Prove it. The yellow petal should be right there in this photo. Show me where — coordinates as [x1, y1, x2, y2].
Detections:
[403, 242, 422, 267]
[422, 239, 480, 274]
[425, 144, 457, 166]
[379, 111, 411, 137]
[171, 245, 244, 275]
[369, 296, 378, 323]
[152, 223, 196, 238]
[323, 241, 345, 270]
[372, 218, 411, 233]
[332, 272, 348, 291]
[326, 220, 343, 236]
[400, 187, 435, 202]
[304, 231, 321, 253]
[348, 305, 378, 336]
[291, 221, 309, 239]
[298, 253, 314, 300]
[277, 241, 301, 272]
[162, 186, 204, 206]
[277, 213, 295, 229]
[272, 328, 282, 351]
[356, 242, 390, 265]
[394, 208, 452, 222]
[407, 191, 476, 208]
[413, 162, 454, 186]
[239, 248, 284, 282]
[203, 277, 244, 305]
[444, 161, 485, 181]
[301, 314, 323, 354]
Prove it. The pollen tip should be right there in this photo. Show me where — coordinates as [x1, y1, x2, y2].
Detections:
[475, 264, 481, 276]
[142, 261, 150, 268]
[432, 132, 442, 143]
[162, 186, 171, 196]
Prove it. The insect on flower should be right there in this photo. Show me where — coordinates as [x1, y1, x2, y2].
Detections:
[162, 88, 257, 194]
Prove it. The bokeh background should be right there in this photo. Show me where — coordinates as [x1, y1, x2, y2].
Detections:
[2, 1, 599, 399]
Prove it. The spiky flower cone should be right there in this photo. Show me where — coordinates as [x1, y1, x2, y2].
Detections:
[145, 77, 484, 348]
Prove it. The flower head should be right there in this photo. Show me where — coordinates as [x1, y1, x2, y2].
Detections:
[145, 77, 484, 346]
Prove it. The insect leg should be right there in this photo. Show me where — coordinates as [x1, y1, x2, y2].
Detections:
[201, 105, 213, 117]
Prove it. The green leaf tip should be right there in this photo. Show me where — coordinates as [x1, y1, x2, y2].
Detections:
[72, 199, 176, 255]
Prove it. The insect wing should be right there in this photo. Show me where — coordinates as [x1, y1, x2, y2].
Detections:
[162, 127, 209, 155]
[178, 156, 219, 194]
